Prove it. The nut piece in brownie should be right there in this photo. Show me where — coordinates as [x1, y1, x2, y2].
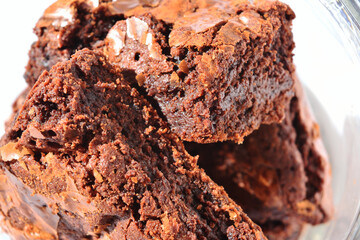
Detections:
[0, 49, 266, 240]
[104, 0, 296, 143]
[186, 80, 333, 239]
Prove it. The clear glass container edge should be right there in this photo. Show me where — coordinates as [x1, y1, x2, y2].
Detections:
[320, 0, 360, 62]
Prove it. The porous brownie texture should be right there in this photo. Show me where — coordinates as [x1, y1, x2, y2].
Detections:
[0, 49, 266, 240]
[186, 80, 333, 239]
[26, 0, 296, 143]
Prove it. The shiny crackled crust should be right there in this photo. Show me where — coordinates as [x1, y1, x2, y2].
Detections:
[186, 79, 333, 239]
[0, 49, 265, 240]
[25, 0, 295, 143]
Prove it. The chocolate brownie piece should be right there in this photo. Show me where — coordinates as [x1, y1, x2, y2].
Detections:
[104, 0, 296, 143]
[26, 0, 295, 143]
[1, 49, 266, 240]
[186, 80, 333, 239]
[25, 0, 125, 86]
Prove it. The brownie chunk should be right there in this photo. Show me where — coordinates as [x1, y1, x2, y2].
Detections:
[25, 0, 125, 86]
[25, 0, 295, 143]
[186, 80, 333, 239]
[1, 49, 265, 240]
[104, 0, 296, 143]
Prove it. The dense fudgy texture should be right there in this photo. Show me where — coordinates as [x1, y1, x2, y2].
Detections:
[186, 80, 333, 239]
[0, 49, 266, 240]
[26, 0, 295, 143]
